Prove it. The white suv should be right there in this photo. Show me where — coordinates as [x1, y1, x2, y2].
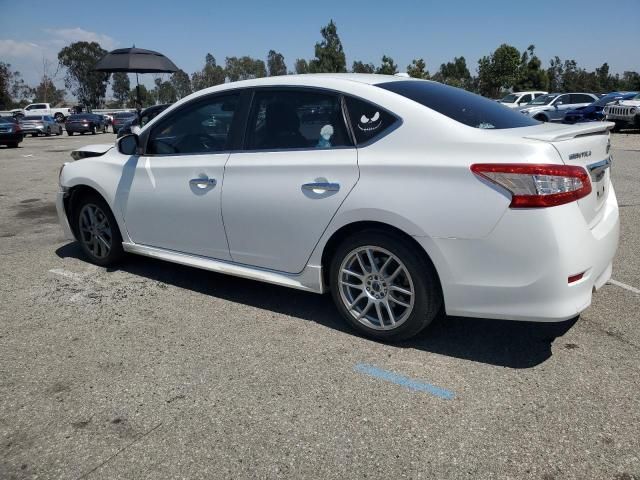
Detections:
[56, 74, 619, 341]
[498, 91, 547, 109]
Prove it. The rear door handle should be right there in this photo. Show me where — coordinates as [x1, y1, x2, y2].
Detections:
[302, 182, 340, 192]
[189, 178, 217, 188]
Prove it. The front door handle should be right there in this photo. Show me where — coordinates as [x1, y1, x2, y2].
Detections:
[302, 182, 340, 192]
[189, 178, 216, 188]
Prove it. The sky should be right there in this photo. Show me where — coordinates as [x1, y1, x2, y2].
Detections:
[1, 0, 639, 95]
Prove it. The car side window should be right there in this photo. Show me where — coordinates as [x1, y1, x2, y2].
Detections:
[555, 95, 569, 105]
[519, 94, 532, 104]
[571, 94, 593, 104]
[246, 89, 351, 150]
[147, 93, 239, 155]
[344, 96, 398, 145]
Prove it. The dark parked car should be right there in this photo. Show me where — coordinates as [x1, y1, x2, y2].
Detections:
[65, 114, 108, 136]
[563, 91, 639, 124]
[116, 104, 171, 138]
[19, 115, 63, 136]
[111, 111, 137, 134]
[0, 116, 24, 148]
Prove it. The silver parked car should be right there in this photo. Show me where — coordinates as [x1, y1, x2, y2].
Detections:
[519, 93, 599, 122]
[19, 115, 63, 137]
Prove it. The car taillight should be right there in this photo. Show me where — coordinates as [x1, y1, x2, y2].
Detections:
[470, 163, 591, 208]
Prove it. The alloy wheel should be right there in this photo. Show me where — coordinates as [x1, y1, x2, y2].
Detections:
[78, 203, 113, 259]
[338, 246, 415, 331]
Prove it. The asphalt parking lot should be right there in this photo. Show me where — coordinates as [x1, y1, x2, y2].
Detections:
[1, 131, 639, 480]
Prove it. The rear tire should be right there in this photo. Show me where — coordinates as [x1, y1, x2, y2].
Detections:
[90, 125, 96, 135]
[534, 114, 548, 122]
[7, 142, 18, 148]
[67, 131, 73, 136]
[329, 230, 442, 341]
[72, 193, 124, 267]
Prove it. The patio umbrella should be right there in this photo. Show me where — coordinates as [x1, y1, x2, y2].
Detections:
[93, 47, 179, 110]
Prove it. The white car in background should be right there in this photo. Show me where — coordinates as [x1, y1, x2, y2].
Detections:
[519, 93, 599, 122]
[56, 74, 619, 341]
[498, 91, 547, 109]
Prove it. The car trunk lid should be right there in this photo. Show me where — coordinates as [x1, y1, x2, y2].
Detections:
[523, 121, 614, 227]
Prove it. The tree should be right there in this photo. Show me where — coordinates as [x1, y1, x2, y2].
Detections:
[432, 57, 471, 89]
[477, 44, 521, 97]
[225, 56, 267, 82]
[406, 58, 429, 79]
[267, 50, 287, 76]
[352, 61, 375, 74]
[376, 55, 398, 75]
[595, 62, 619, 93]
[619, 71, 640, 91]
[58, 41, 109, 107]
[171, 69, 192, 99]
[294, 59, 309, 74]
[308, 20, 347, 73]
[0, 62, 33, 109]
[191, 54, 225, 91]
[126, 84, 152, 108]
[153, 77, 177, 104]
[111, 72, 130, 107]
[514, 45, 548, 91]
[33, 78, 65, 105]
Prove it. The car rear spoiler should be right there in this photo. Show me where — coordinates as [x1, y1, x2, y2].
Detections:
[523, 121, 614, 142]
[70, 144, 114, 160]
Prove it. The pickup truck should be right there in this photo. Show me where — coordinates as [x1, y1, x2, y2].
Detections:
[11, 103, 72, 122]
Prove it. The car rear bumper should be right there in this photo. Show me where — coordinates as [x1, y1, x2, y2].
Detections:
[56, 190, 76, 241]
[418, 185, 620, 322]
[66, 125, 95, 133]
[20, 126, 45, 134]
[0, 133, 24, 143]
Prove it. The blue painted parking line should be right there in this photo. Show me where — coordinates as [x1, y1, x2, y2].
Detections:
[354, 363, 455, 400]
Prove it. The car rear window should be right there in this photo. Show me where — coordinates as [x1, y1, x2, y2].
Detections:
[377, 80, 539, 129]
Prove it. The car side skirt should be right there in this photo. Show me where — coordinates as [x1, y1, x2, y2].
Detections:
[122, 242, 325, 294]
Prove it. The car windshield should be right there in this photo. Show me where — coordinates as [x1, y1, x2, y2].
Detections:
[377, 80, 539, 129]
[23, 116, 43, 120]
[528, 94, 558, 105]
[500, 94, 518, 103]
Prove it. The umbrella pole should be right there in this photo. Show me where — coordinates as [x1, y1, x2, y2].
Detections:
[135, 73, 141, 116]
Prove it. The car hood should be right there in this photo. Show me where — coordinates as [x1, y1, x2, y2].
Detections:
[519, 105, 548, 113]
[70, 143, 114, 160]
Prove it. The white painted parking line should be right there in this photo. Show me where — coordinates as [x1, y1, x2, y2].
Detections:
[608, 279, 640, 295]
[48, 268, 84, 281]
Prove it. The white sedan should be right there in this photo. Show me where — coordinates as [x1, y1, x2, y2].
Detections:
[56, 74, 619, 341]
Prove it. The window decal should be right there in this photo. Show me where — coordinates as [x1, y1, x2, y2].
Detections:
[358, 111, 382, 132]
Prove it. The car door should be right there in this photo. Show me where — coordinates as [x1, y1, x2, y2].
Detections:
[518, 93, 532, 107]
[121, 92, 242, 260]
[222, 88, 359, 274]
[550, 94, 572, 120]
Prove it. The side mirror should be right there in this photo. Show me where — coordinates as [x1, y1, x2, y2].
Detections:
[117, 134, 141, 156]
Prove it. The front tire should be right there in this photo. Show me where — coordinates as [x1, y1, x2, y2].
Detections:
[67, 131, 73, 136]
[73, 193, 124, 267]
[329, 230, 442, 341]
